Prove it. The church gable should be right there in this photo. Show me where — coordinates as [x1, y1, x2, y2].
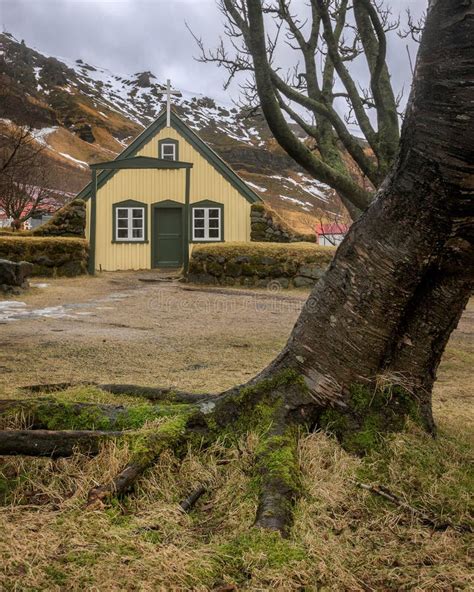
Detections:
[77, 111, 261, 205]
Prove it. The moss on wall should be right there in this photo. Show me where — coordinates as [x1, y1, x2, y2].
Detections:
[31, 199, 86, 237]
[188, 242, 335, 288]
[0, 236, 89, 277]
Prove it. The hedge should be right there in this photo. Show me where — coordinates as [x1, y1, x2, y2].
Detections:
[0, 236, 89, 277]
[188, 242, 335, 288]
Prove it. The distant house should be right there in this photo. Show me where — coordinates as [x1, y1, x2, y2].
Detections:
[77, 109, 262, 272]
[315, 222, 349, 246]
[0, 201, 59, 230]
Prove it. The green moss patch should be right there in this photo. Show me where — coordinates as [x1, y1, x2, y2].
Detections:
[188, 241, 334, 288]
[320, 384, 423, 455]
[254, 431, 301, 494]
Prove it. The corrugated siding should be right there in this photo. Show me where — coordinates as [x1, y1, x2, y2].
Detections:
[86, 126, 251, 271]
[138, 128, 251, 242]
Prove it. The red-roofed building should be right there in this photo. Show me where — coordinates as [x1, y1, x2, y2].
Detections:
[315, 222, 350, 246]
[0, 196, 61, 229]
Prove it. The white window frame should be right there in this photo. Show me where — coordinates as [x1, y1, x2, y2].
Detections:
[160, 143, 176, 161]
[115, 207, 145, 242]
[192, 207, 222, 242]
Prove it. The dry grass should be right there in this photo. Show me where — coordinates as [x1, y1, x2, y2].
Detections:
[0, 281, 472, 591]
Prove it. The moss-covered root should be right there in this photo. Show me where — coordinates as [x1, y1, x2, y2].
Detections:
[86, 414, 191, 507]
[97, 384, 212, 404]
[0, 399, 193, 431]
[253, 426, 301, 537]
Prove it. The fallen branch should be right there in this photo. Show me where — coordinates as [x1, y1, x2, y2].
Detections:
[0, 429, 121, 457]
[353, 480, 473, 533]
[179, 485, 207, 513]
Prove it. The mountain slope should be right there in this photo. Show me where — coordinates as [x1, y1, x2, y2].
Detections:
[0, 32, 343, 232]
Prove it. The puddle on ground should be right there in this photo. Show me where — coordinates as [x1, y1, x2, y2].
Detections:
[0, 291, 133, 323]
[0, 302, 72, 322]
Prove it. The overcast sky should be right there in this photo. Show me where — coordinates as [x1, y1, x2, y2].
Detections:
[1, 0, 426, 107]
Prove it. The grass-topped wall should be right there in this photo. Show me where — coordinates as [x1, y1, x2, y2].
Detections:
[188, 242, 335, 288]
[0, 236, 89, 277]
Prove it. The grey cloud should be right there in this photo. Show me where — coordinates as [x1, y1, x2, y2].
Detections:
[0, 0, 426, 107]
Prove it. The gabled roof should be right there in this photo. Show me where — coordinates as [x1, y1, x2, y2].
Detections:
[77, 110, 261, 204]
[315, 223, 350, 235]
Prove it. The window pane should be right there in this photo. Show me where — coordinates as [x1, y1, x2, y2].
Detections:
[194, 209, 204, 218]
[132, 208, 143, 218]
[117, 208, 128, 218]
[117, 218, 128, 228]
[209, 218, 219, 228]
[132, 229, 143, 238]
[132, 218, 143, 228]
[194, 229, 205, 238]
[209, 209, 220, 218]
[117, 229, 128, 238]
[194, 219, 204, 228]
[208, 229, 219, 238]
[161, 144, 175, 160]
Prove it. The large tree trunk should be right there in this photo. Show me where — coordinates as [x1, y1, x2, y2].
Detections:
[2, 0, 472, 537]
[257, 0, 473, 415]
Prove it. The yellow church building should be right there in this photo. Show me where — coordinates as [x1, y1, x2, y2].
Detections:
[77, 109, 262, 273]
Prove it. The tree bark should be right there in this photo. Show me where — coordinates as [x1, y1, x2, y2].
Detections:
[261, 0, 473, 417]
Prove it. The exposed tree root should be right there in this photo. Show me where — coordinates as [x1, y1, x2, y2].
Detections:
[19, 382, 213, 404]
[86, 415, 192, 507]
[0, 399, 126, 430]
[97, 384, 213, 403]
[0, 429, 122, 457]
[6, 372, 443, 538]
[179, 485, 207, 513]
[253, 423, 300, 537]
[0, 398, 193, 431]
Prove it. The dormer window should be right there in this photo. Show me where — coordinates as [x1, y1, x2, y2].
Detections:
[159, 138, 179, 161]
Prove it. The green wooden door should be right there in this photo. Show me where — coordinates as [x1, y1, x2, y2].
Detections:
[153, 207, 183, 268]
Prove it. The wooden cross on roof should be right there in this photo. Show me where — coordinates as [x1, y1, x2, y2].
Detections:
[156, 79, 182, 128]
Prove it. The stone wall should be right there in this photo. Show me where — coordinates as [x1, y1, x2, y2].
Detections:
[0, 237, 89, 277]
[0, 259, 32, 294]
[31, 198, 86, 237]
[187, 242, 335, 289]
[250, 203, 316, 243]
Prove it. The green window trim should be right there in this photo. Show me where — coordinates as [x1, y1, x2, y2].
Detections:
[189, 200, 224, 243]
[158, 138, 179, 161]
[112, 199, 149, 243]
